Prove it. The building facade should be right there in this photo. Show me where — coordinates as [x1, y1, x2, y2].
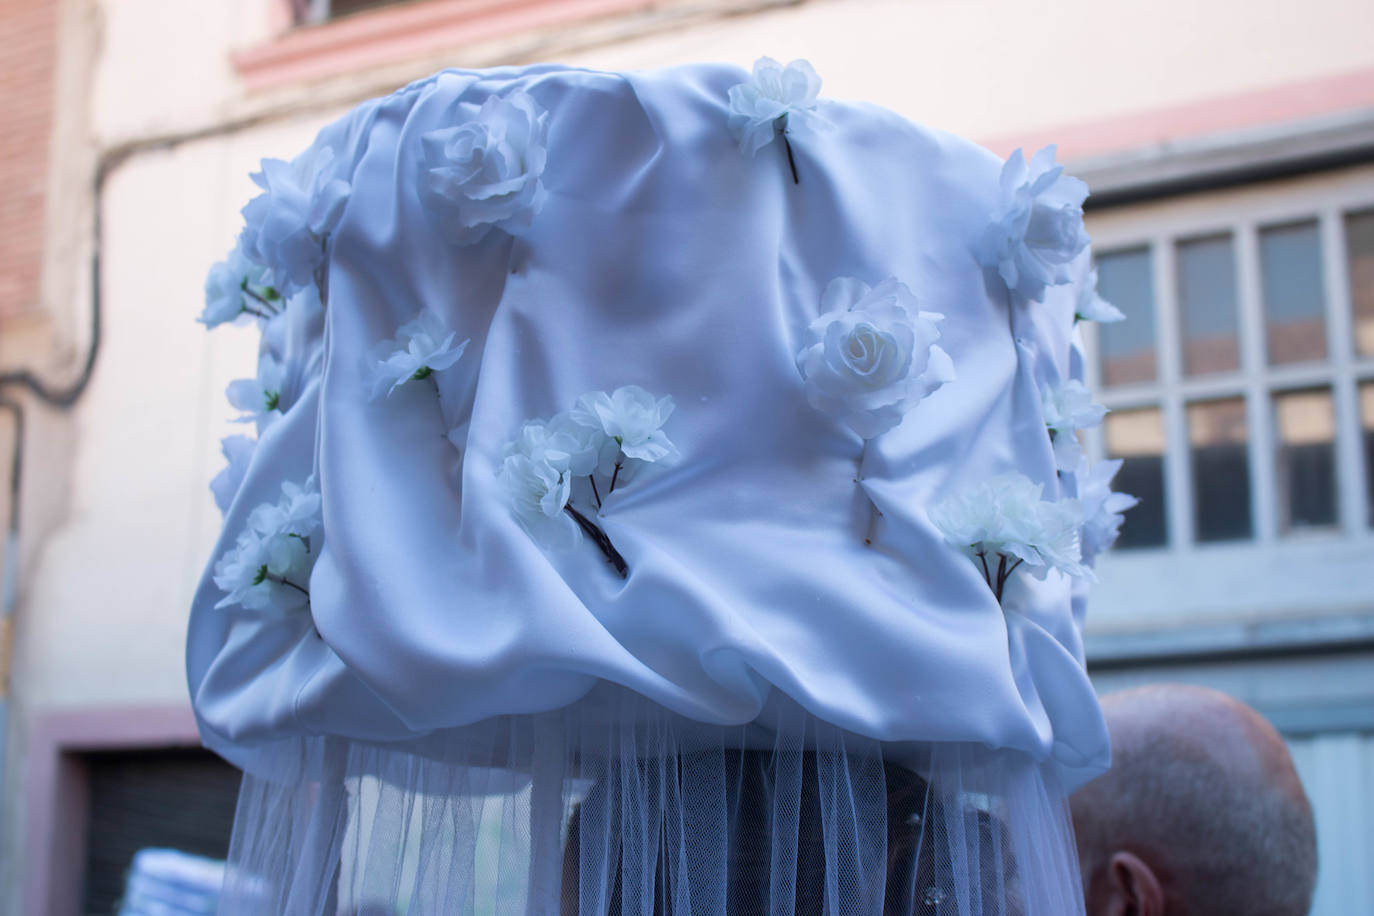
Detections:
[2, 0, 1372, 911]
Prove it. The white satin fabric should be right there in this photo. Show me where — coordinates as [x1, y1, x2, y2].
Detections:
[188, 64, 1108, 798]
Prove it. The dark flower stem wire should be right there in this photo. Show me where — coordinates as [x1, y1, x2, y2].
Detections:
[976, 550, 1025, 604]
[564, 504, 628, 579]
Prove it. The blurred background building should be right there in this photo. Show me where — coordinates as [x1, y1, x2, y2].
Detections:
[1, 0, 1371, 912]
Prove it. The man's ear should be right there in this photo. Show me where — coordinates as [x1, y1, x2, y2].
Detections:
[1105, 851, 1165, 916]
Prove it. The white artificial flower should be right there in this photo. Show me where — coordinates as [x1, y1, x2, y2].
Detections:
[569, 386, 679, 471]
[239, 144, 351, 297]
[366, 309, 470, 399]
[201, 244, 279, 328]
[727, 57, 826, 156]
[796, 277, 955, 439]
[505, 412, 616, 480]
[978, 145, 1091, 304]
[419, 90, 550, 245]
[1075, 267, 1124, 323]
[929, 472, 1092, 584]
[210, 435, 256, 516]
[547, 410, 618, 477]
[213, 477, 321, 611]
[497, 453, 580, 551]
[226, 355, 287, 423]
[1041, 379, 1107, 471]
[1076, 458, 1139, 566]
[248, 477, 322, 540]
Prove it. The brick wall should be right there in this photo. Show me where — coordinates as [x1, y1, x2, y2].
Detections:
[0, 0, 58, 320]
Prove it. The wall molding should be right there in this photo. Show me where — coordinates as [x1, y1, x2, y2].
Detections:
[24, 705, 201, 916]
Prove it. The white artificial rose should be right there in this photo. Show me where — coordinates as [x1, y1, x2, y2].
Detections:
[226, 355, 286, 424]
[727, 57, 827, 156]
[1041, 379, 1107, 471]
[1076, 458, 1139, 566]
[419, 90, 550, 245]
[247, 478, 322, 541]
[978, 145, 1091, 304]
[569, 386, 679, 472]
[366, 309, 469, 399]
[210, 435, 256, 516]
[497, 453, 579, 551]
[796, 277, 954, 439]
[1075, 267, 1124, 323]
[239, 145, 351, 297]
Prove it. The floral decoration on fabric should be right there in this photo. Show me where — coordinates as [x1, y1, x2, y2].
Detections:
[1074, 266, 1124, 323]
[499, 386, 677, 578]
[1041, 379, 1107, 471]
[978, 145, 1090, 304]
[727, 57, 827, 184]
[366, 309, 470, 400]
[419, 90, 550, 245]
[239, 146, 351, 300]
[226, 355, 286, 425]
[797, 277, 954, 440]
[1074, 457, 1139, 566]
[211, 435, 257, 517]
[213, 478, 322, 611]
[201, 243, 281, 327]
[930, 472, 1092, 604]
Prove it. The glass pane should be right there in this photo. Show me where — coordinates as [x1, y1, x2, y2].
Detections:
[1176, 234, 1240, 376]
[1274, 389, 1337, 532]
[1345, 210, 1374, 357]
[1363, 382, 1374, 527]
[1188, 398, 1252, 541]
[1260, 220, 1327, 364]
[1095, 248, 1157, 386]
[1104, 407, 1167, 548]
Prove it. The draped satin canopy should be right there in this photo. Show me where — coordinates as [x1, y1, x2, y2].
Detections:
[188, 63, 1109, 790]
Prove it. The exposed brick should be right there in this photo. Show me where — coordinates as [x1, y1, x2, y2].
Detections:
[0, 0, 59, 320]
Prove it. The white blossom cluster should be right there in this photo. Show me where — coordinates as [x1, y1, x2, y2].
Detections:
[1041, 379, 1107, 471]
[499, 386, 677, 558]
[366, 309, 470, 400]
[1075, 267, 1124, 324]
[727, 57, 827, 158]
[213, 478, 322, 611]
[929, 472, 1092, 602]
[1074, 458, 1139, 566]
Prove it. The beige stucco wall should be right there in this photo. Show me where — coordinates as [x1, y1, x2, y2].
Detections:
[5, 0, 1374, 909]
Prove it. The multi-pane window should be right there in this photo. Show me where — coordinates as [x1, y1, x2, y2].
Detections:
[292, 0, 404, 25]
[1086, 185, 1374, 550]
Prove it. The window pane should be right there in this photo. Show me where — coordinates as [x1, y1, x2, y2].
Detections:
[1176, 233, 1240, 376]
[1363, 382, 1374, 527]
[1345, 210, 1374, 357]
[1095, 248, 1157, 386]
[1274, 389, 1338, 532]
[1188, 398, 1252, 541]
[1261, 220, 1327, 364]
[1104, 407, 1167, 548]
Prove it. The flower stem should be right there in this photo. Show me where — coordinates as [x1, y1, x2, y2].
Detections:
[242, 286, 281, 315]
[564, 504, 628, 579]
[241, 305, 274, 321]
[588, 475, 602, 510]
[977, 550, 992, 589]
[268, 575, 310, 599]
[994, 554, 1008, 603]
[782, 133, 800, 185]
[608, 460, 623, 495]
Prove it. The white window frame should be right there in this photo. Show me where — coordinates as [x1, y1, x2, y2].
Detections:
[1080, 164, 1374, 636]
[1083, 165, 1374, 548]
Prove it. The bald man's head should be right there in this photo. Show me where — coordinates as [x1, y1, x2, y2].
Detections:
[1070, 685, 1316, 916]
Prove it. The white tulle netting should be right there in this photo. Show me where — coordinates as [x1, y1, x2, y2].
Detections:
[220, 693, 1083, 915]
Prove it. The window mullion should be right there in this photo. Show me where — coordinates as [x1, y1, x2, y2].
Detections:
[1154, 235, 1193, 549]
[1321, 207, 1369, 535]
[1236, 222, 1278, 542]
